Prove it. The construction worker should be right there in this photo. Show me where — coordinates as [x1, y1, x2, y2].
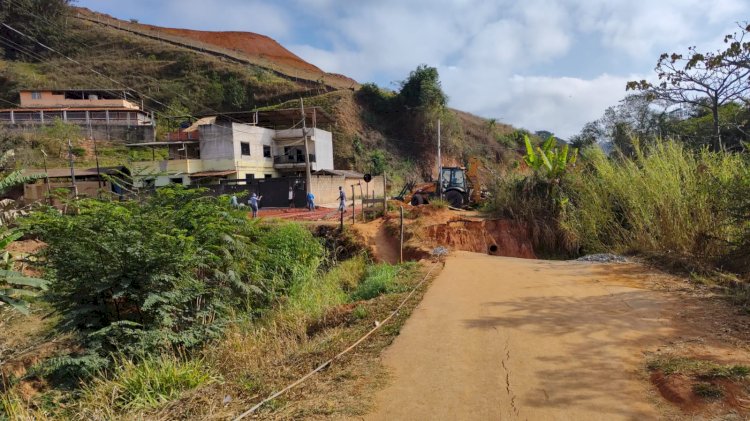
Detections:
[338, 186, 347, 213]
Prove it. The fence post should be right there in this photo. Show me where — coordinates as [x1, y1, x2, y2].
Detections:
[400, 206, 404, 264]
[351, 184, 356, 224]
[383, 173, 388, 217]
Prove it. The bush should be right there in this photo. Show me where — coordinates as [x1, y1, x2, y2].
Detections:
[24, 186, 324, 381]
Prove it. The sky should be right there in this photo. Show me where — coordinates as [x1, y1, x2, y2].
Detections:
[76, 0, 750, 138]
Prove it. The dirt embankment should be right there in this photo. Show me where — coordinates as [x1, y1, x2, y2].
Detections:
[424, 218, 535, 258]
[397, 207, 535, 259]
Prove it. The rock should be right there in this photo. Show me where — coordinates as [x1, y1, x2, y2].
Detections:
[575, 253, 628, 263]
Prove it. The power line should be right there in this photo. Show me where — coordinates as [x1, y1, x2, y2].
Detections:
[0, 21, 327, 162]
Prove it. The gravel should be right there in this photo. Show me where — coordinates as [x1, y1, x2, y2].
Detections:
[575, 253, 628, 263]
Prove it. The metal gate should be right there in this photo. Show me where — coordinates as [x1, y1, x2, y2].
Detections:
[208, 178, 307, 208]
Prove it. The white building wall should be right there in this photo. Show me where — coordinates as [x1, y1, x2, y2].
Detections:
[230, 123, 278, 179]
[312, 128, 334, 170]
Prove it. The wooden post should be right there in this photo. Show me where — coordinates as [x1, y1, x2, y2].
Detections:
[382, 173, 387, 217]
[351, 184, 356, 224]
[400, 206, 404, 264]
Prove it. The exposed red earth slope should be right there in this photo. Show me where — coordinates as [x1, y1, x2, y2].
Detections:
[73, 7, 358, 89]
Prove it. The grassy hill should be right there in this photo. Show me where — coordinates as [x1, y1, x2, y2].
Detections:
[0, 3, 523, 184]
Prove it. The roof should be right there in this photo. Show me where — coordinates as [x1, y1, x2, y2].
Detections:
[190, 170, 236, 178]
[208, 107, 334, 127]
[186, 116, 216, 132]
[314, 169, 365, 178]
[23, 166, 127, 178]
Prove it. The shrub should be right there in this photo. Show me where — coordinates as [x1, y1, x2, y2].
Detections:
[24, 186, 324, 381]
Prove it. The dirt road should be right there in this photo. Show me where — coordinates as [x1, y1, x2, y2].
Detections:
[367, 251, 677, 420]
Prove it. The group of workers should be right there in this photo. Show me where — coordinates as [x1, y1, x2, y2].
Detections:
[230, 185, 347, 218]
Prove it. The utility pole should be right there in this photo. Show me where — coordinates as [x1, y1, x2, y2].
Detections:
[67, 139, 78, 199]
[300, 98, 312, 195]
[41, 149, 51, 204]
[437, 118, 442, 201]
[89, 120, 102, 189]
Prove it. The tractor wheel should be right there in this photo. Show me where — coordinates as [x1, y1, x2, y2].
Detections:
[444, 190, 465, 208]
[411, 194, 425, 206]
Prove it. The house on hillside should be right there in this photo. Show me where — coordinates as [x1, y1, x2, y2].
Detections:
[0, 89, 155, 142]
[127, 108, 334, 187]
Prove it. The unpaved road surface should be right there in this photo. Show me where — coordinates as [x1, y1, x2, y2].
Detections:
[367, 251, 677, 420]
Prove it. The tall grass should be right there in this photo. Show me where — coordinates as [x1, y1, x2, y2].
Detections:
[486, 140, 749, 271]
[0, 390, 50, 421]
[563, 142, 747, 268]
[351, 264, 412, 300]
[77, 354, 218, 417]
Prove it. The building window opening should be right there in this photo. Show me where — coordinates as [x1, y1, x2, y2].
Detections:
[264, 174, 272, 179]
[263, 145, 271, 158]
[240, 142, 251, 156]
[169, 177, 183, 185]
[31, 91, 42, 100]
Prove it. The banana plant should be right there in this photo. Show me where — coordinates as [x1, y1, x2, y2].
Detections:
[523, 135, 578, 179]
[0, 230, 48, 315]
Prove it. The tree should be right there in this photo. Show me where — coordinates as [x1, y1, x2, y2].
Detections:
[570, 94, 671, 154]
[0, 0, 71, 60]
[41, 118, 82, 158]
[628, 45, 750, 151]
[397, 65, 447, 111]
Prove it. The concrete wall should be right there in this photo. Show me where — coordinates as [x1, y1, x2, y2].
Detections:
[24, 181, 108, 202]
[310, 175, 384, 205]
[19, 91, 140, 109]
[231, 123, 278, 179]
[0, 123, 154, 143]
[312, 129, 334, 170]
[199, 123, 234, 160]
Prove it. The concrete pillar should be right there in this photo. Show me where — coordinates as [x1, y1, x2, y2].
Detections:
[40, 110, 44, 124]
[85, 110, 90, 124]
[105, 110, 110, 124]
[9, 110, 13, 124]
[63, 110, 67, 122]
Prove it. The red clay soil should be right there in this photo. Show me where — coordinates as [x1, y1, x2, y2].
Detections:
[75, 7, 358, 88]
[142, 26, 322, 74]
[423, 218, 536, 259]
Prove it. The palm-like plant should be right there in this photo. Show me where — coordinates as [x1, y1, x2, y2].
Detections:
[0, 150, 48, 314]
[0, 230, 48, 315]
[523, 135, 578, 180]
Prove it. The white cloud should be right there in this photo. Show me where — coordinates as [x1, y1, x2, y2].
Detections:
[79, 0, 750, 137]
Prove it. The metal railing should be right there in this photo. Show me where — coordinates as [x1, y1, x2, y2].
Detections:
[273, 154, 316, 165]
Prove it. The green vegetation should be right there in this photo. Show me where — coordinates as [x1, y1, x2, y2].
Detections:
[23, 186, 324, 381]
[0, 185, 423, 419]
[80, 354, 219, 413]
[647, 355, 750, 379]
[351, 264, 414, 301]
[692, 382, 724, 399]
[523, 135, 577, 180]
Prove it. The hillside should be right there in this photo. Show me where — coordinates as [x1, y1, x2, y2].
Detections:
[73, 7, 358, 90]
[0, 3, 522, 183]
